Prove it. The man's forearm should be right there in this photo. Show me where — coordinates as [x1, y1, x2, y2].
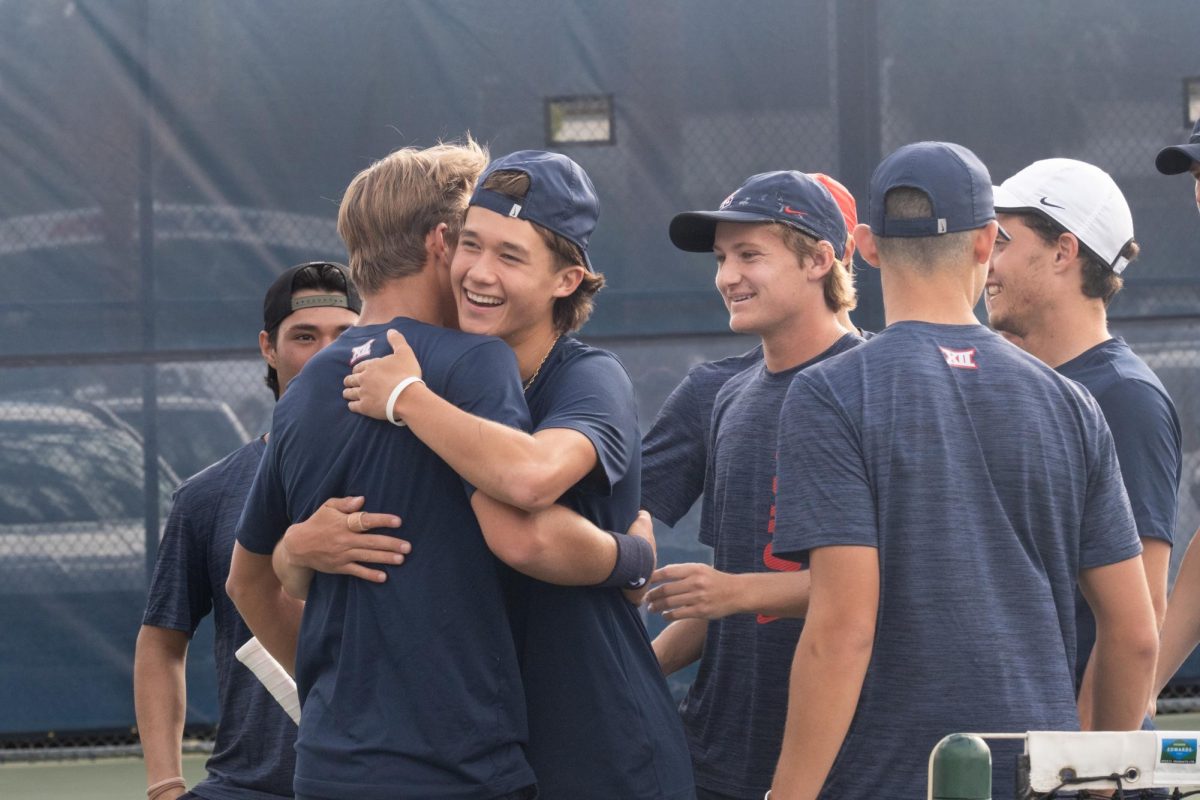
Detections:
[737, 571, 811, 618]
[473, 493, 618, 585]
[134, 626, 189, 793]
[227, 544, 304, 676]
[771, 546, 878, 800]
[1090, 636, 1157, 731]
[1156, 529, 1200, 695]
[770, 624, 873, 799]
[399, 386, 584, 511]
[652, 618, 707, 676]
[273, 536, 315, 600]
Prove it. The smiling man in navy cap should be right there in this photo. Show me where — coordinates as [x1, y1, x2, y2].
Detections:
[341, 150, 694, 800]
[644, 170, 861, 800]
[766, 142, 1157, 800]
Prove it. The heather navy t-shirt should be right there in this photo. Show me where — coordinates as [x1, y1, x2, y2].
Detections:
[682, 334, 859, 799]
[144, 437, 296, 800]
[641, 346, 763, 526]
[773, 322, 1141, 800]
[1058, 338, 1182, 687]
[236, 318, 535, 800]
[512, 336, 694, 800]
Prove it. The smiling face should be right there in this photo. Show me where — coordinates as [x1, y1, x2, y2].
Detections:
[986, 213, 1058, 339]
[450, 206, 579, 346]
[712, 221, 821, 337]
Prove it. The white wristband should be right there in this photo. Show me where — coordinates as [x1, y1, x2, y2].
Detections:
[385, 377, 425, 426]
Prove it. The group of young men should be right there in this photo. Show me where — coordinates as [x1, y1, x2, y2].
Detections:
[133, 119, 1200, 800]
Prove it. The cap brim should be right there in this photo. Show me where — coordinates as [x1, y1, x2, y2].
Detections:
[669, 210, 782, 252]
[991, 183, 1028, 212]
[1155, 144, 1200, 175]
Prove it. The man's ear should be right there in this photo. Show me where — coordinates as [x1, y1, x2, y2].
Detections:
[806, 241, 837, 281]
[971, 221, 1000, 267]
[853, 224, 881, 269]
[428, 222, 451, 267]
[552, 264, 586, 298]
[258, 329, 276, 367]
[1052, 231, 1081, 273]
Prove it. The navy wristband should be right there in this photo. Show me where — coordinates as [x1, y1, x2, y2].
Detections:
[596, 530, 654, 589]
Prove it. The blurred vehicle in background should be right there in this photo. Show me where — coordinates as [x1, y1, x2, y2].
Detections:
[93, 395, 252, 480]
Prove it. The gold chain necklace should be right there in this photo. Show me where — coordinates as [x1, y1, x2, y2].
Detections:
[523, 335, 561, 392]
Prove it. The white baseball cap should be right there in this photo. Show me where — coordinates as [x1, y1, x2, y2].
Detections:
[992, 158, 1135, 274]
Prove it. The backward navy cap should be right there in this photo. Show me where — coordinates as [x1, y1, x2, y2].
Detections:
[869, 141, 996, 237]
[469, 150, 599, 270]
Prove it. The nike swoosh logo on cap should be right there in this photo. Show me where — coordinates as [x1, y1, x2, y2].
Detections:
[1039, 196, 1066, 210]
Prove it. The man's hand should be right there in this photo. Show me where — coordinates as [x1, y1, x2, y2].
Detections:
[282, 496, 409, 583]
[344, 329, 423, 421]
[645, 563, 742, 620]
[622, 510, 657, 605]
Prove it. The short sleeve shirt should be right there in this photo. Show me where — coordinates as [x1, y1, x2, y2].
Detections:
[1057, 338, 1182, 687]
[236, 318, 535, 800]
[512, 336, 694, 800]
[773, 322, 1141, 800]
[143, 438, 296, 800]
[640, 346, 763, 525]
[681, 334, 860, 798]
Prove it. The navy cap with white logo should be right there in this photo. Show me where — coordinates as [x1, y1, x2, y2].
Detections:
[470, 150, 599, 270]
[668, 171, 848, 259]
[1155, 119, 1200, 175]
[868, 141, 996, 238]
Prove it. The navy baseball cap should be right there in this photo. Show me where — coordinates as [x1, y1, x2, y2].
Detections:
[669, 171, 848, 259]
[262, 261, 361, 332]
[868, 142, 995, 237]
[1155, 119, 1200, 175]
[469, 150, 599, 270]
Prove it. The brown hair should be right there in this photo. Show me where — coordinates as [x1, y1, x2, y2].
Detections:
[338, 137, 488, 294]
[769, 223, 857, 312]
[1009, 211, 1137, 306]
[481, 169, 605, 333]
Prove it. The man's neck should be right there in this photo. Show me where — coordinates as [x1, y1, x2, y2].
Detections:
[760, 311, 851, 373]
[881, 260, 982, 328]
[356, 270, 450, 328]
[1013, 301, 1110, 369]
[508, 321, 561, 384]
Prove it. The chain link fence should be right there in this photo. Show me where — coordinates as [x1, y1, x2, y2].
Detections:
[1, 0, 1199, 758]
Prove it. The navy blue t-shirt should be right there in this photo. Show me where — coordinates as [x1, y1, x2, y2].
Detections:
[144, 437, 296, 800]
[236, 318, 535, 800]
[641, 331, 873, 526]
[512, 336, 694, 800]
[773, 322, 1141, 800]
[1058, 338, 1182, 687]
[641, 346, 763, 526]
[683, 334, 860, 799]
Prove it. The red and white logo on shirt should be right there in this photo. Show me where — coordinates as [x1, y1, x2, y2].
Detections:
[938, 346, 978, 370]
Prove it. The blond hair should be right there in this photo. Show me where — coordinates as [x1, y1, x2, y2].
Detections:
[481, 169, 605, 333]
[769, 223, 857, 313]
[338, 137, 489, 293]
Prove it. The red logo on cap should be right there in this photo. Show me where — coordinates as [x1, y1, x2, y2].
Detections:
[938, 346, 978, 370]
[782, 206, 809, 217]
